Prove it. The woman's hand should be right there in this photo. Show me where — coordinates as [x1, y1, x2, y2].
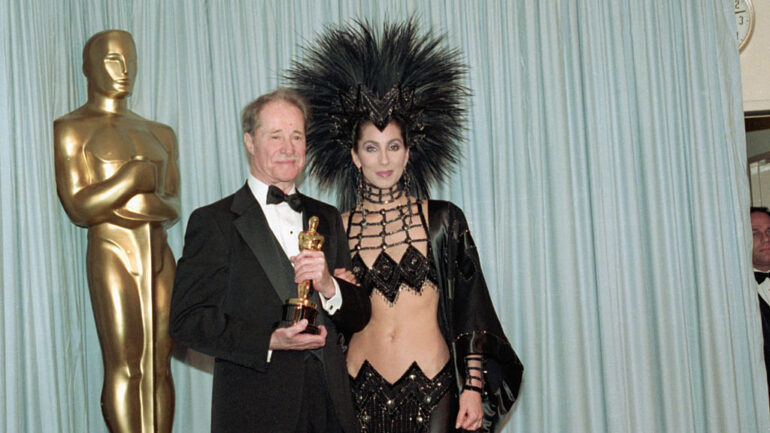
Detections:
[333, 268, 358, 285]
[455, 389, 483, 431]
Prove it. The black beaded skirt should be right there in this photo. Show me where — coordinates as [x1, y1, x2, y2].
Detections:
[351, 360, 455, 433]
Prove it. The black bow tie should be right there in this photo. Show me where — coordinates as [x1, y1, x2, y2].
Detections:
[756, 271, 770, 284]
[266, 185, 303, 212]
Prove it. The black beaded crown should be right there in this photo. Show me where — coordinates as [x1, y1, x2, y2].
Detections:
[286, 18, 469, 210]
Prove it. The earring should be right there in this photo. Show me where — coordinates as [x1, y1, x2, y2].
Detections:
[357, 166, 369, 227]
[356, 166, 364, 207]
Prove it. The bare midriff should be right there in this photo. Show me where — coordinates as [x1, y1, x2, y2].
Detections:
[347, 280, 450, 384]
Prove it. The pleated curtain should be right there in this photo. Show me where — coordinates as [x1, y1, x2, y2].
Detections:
[0, 1, 765, 432]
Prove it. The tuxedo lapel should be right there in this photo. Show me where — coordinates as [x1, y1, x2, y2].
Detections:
[302, 199, 310, 231]
[232, 185, 295, 302]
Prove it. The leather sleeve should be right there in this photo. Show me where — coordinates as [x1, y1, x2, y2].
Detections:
[431, 200, 524, 432]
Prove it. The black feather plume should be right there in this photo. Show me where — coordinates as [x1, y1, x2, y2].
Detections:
[286, 17, 469, 210]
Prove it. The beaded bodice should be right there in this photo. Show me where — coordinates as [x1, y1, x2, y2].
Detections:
[347, 199, 438, 305]
[351, 245, 438, 304]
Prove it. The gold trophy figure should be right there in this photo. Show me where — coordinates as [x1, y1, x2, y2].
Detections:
[54, 30, 178, 433]
[282, 216, 324, 334]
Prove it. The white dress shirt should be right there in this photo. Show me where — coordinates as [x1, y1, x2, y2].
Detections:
[247, 175, 342, 314]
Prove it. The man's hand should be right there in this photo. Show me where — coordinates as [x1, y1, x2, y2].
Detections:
[333, 268, 358, 285]
[291, 250, 335, 298]
[268, 319, 327, 350]
[455, 389, 483, 431]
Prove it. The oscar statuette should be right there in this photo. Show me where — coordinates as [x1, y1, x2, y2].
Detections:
[281, 216, 323, 334]
[54, 30, 178, 432]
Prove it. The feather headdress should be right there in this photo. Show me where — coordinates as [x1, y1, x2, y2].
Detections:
[286, 18, 469, 209]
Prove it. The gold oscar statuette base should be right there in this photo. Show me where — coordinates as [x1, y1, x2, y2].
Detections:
[281, 297, 319, 334]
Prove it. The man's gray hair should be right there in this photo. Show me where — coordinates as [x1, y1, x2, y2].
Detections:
[241, 88, 310, 135]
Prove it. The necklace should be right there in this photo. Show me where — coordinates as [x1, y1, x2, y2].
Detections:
[350, 181, 428, 251]
[361, 180, 404, 204]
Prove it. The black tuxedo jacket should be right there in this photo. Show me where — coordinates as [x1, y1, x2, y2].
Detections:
[759, 295, 770, 405]
[170, 184, 370, 432]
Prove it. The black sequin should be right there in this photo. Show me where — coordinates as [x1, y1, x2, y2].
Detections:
[351, 245, 438, 304]
[351, 361, 454, 433]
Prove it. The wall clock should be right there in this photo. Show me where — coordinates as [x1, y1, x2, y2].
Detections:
[736, 0, 755, 51]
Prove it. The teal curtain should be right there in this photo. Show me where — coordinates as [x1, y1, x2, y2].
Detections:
[1, 1, 765, 432]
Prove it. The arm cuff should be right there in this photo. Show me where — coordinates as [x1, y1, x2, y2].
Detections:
[320, 278, 343, 315]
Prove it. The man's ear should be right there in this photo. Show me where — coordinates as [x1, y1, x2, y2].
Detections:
[244, 132, 254, 155]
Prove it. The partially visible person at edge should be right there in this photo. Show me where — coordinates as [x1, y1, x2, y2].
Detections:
[169, 88, 371, 433]
[287, 19, 524, 433]
[751, 206, 770, 405]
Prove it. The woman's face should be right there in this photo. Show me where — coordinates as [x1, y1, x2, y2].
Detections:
[352, 121, 409, 190]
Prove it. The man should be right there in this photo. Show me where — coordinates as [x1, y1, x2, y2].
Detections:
[54, 30, 179, 433]
[751, 206, 770, 402]
[169, 88, 370, 433]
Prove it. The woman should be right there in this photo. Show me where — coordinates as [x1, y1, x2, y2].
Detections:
[288, 19, 523, 433]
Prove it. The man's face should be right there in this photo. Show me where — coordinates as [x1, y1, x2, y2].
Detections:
[752, 211, 770, 270]
[85, 31, 137, 97]
[243, 99, 306, 192]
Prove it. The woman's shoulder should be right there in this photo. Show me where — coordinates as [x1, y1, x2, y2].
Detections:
[426, 199, 465, 219]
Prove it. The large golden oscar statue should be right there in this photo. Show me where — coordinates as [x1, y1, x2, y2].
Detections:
[53, 30, 178, 433]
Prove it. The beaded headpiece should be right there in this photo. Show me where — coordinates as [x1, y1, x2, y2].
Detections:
[286, 18, 469, 209]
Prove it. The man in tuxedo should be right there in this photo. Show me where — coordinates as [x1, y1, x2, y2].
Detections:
[751, 206, 770, 402]
[170, 88, 370, 432]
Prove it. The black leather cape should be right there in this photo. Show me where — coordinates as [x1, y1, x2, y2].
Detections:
[428, 200, 524, 432]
